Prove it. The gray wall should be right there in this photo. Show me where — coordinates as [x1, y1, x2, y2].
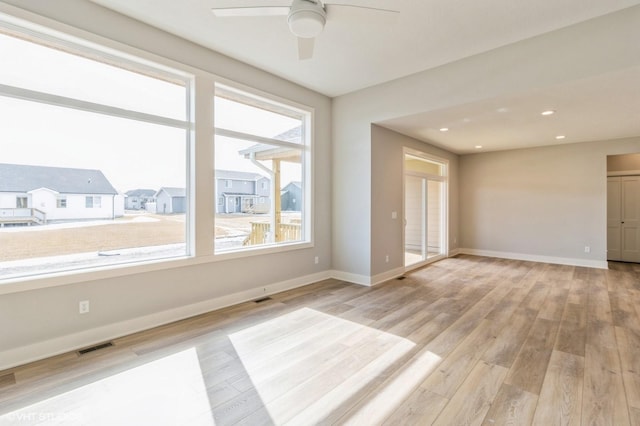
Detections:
[0, 0, 331, 364]
[370, 125, 459, 276]
[459, 136, 640, 263]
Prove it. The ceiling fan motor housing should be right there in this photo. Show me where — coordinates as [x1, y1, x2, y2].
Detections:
[288, 0, 326, 38]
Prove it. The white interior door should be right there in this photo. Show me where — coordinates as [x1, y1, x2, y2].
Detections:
[621, 176, 640, 262]
[608, 176, 640, 263]
[607, 177, 622, 261]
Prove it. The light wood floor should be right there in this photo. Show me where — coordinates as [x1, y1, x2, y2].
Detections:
[1, 255, 639, 425]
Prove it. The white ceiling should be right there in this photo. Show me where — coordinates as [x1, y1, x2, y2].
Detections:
[380, 66, 640, 154]
[90, 0, 640, 153]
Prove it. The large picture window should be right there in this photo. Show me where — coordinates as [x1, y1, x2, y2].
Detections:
[0, 19, 192, 280]
[214, 85, 310, 253]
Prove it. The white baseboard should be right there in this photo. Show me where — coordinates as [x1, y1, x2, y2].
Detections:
[0, 270, 332, 371]
[458, 248, 609, 269]
[330, 270, 373, 286]
[370, 267, 406, 286]
[448, 248, 462, 257]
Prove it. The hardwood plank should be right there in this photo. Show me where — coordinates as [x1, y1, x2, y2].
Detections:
[538, 287, 569, 321]
[425, 285, 512, 357]
[532, 350, 583, 426]
[520, 282, 551, 312]
[586, 288, 613, 324]
[504, 317, 560, 395]
[268, 339, 416, 425]
[0, 373, 15, 389]
[555, 302, 587, 357]
[615, 326, 640, 409]
[582, 343, 630, 425]
[421, 319, 502, 398]
[630, 407, 640, 425]
[432, 361, 508, 426]
[382, 386, 448, 426]
[609, 290, 640, 330]
[482, 307, 537, 368]
[337, 347, 442, 424]
[481, 383, 538, 426]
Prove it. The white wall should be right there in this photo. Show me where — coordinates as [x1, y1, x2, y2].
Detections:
[459, 136, 640, 267]
[0, 0, 331, 369]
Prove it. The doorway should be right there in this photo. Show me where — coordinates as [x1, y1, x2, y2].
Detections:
[607, 153, 640, 263]
[607, 175, 640, 262]
[404, 150, 448, 269]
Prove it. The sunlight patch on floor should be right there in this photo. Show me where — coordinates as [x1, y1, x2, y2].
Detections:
[0, 349, 213, 426]
[342, 348, 441, 424]
[229, 307, 424, 424]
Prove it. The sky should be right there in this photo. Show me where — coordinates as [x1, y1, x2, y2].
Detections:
[0, 30, 303, 193]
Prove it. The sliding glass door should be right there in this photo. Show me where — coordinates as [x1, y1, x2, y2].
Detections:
[404, 151, 447, 268]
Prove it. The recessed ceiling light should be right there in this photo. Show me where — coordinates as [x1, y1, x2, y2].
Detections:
[555, 135, 566, 140]
[541, 110, 555, 116]
[439, 127, 449, 132]
[475, 145, 483, 149]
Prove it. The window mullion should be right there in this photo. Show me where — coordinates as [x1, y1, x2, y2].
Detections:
[0, 83, 190, 130]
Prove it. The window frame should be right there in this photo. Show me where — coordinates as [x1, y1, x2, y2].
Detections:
[212, 82, 313, 258]
[0, 7, 315, 293]
[0, 9, 195, 288]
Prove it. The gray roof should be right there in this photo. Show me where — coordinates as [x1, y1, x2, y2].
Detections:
[0, 163, 118, 195]
[126, 189, 156, 197]
[156, 187, 185, 197]
[216, 170, 268, 181]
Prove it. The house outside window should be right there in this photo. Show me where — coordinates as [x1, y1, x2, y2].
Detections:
[0, 16, 191, 280]
[214, 84, 311, 253]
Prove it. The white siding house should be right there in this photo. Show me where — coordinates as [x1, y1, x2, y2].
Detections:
[0, 163, 121, 225]
[154, 187, 186, 214]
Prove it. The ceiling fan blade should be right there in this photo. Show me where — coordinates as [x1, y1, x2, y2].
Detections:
[298, 37, 315, 60]
[210, 0, 290, 8]
[212, 7, 289, 17]
[323, 0, 400, 13]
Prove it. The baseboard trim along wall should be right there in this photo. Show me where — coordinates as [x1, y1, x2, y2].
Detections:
[1, 249, 608, 370]
[330, 267, 405, 287]
[330, 270, 373, 286]
[458, 248, 609, 269]
[0, 270, 332, 371]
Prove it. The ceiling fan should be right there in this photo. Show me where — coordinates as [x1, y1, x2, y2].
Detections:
[211, 0, 399, 60]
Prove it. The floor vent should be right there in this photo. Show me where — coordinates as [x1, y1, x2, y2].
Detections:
[77, 342, 114, 355]
[254, 296, 273, 303]
[397, 276, 407, 280]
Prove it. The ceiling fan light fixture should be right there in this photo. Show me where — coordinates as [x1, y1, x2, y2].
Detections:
[288, 9, 326, 38]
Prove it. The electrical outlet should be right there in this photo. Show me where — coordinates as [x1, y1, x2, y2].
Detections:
[584, 246, 590, 253]
[385, 255, 389, 263]
[391, 211, 397, 219]
[314, 256, 319, 264]
[79, 300, 90, 314]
